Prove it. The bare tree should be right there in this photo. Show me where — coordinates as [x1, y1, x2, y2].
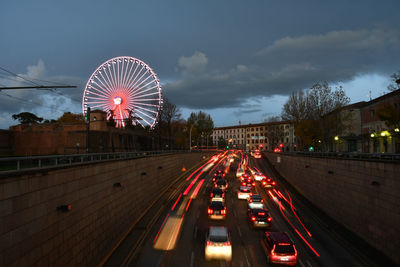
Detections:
[387, 71, 400, 92]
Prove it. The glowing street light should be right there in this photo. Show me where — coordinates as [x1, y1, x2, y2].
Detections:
[334, 136, 339, 141]
[370, 133, 375, 138]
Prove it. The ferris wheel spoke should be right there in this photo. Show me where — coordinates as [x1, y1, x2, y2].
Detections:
[122, 60, 134, 89]
[85, 95, 110, 101]
[128, 67, 149, 92]
[98, 69, 115, 94]
[124, 61, 142, 90]
[117, 59, 122, 88]
[129, 79, 156, 96]
[130, 98, 160, 102]
[133, 92, 160, 100]
[129, 101, 160, 108]
[134, 110, 153, 126]
[131, 86, 159, 98]
[86, 89, 110, 99]
[128, 71, 154, 94]
[105, 64, 117, 93]
[112, 61, 119, 91]
[90, 82, 112, 97]
[125, 66, 145, 94]
[134, 105, 158, 115]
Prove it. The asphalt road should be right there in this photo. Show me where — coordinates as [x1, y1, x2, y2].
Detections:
[127, 151, 375, 267]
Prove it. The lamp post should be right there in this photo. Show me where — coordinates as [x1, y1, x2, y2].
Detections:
[189, 124, 193, 151]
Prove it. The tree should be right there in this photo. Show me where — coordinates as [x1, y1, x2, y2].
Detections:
[57, 112, 85, 124]
[160, 98, 181, 148]
[387, 71, 400, 92]
[377, 103, 400, 130]
[264, 116, 281, 123]
[12, 112, 43, 124]
[217, 137, 227, 149]
[187, 111, 214, 147]
[281, 82, 350, 150]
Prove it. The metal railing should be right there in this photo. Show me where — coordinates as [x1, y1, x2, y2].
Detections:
[0, 150, 201, 173]
[278, 151, 400, 161]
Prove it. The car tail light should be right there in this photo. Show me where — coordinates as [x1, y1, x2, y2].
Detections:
[214, 184, 217, 188]
[222, 193, 225, 197]
[271, 244, 276, 256]
[221, 209, 226, 215]
[210, 193, 213, 197]
[267, 217, 272, 222]
[242, 182, 246, 186]
[251, 216, 256, 221]
[249, 199, 252, 202]
[252, 183, 256, 186]
[267, 179, 271, 182]
[262, 181, 266, 185]
[259, 212, 265, 215]
[272, 181, 276, 185]
[261, 199, 263, 202]
[208, 208, 213, 214]
[207, 241, 212, 246]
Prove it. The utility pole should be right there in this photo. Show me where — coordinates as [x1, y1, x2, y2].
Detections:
[86, 107, 91, 153]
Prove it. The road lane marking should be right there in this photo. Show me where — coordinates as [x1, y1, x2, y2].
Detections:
[243, 249, 251, 267]
[299, 259, 305, 267]
[193, 226, 198, 239]
[190, 251, 194, 267]
[306, 260, 313, 267]
[233, 210, 237, 217]
[237, 226, 242, 237]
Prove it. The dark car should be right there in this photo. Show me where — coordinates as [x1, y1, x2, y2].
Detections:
[261, 232, 297, 265]
[210, 188, 225, 199]
[261, 177, 276, 189]
[208, 201, 226, 219]
[215, 179, 228, 191]
[247, 208, 271, 228]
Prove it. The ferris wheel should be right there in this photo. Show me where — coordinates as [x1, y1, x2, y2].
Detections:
[82, 56, 162, 128]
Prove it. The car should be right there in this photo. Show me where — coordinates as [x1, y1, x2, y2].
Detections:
[248, 208, 272, 228]
[253, 172, 265, 181]
[215, 179, 228, 191]
[247, 194, 265, 209]
[240, 173, 251, 182]
[236, 168, 244, 178]
[237, 186, 252, 199]
[261, 177, 276, 189]
[205, 226, 232, 260]
[261, 232, 297, 265]
[210, 188, 224, 199]
[241, 176, 256, 188]
[254, 152, 262, 159]
[208, 201, 226, 219]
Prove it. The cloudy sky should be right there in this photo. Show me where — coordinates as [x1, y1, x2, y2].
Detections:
[1, 0, 399, 129]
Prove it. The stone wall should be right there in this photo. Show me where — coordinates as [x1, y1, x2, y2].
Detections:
[264, 152, 400, 264]
[0, 152, 210, 266]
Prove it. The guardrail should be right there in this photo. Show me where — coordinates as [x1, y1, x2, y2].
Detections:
[279, 151, 400, 161]
[0, 150, 206, 173]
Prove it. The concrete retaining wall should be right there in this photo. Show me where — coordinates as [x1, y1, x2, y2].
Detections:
[0, 152, 210, 266]
[264, 152, 400, 264]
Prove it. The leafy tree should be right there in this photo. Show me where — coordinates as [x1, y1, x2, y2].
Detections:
[281, 82, 350, 150]
[377, 103, 400, 130]
[187, 111, 214, 147]
[387, 71, 400, 92]
[217, 137, 227, 149]
[57, 112, 85, 124]
[12, 112, 43, 124]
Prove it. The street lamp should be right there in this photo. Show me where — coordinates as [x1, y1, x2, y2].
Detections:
[334, 136, 339, 141]
[189, 124, 193, 151]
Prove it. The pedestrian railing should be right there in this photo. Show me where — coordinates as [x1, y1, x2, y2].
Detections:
[0, 150, 204, 173]
[280, 151, 400, 161]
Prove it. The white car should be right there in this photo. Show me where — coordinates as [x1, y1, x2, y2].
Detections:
[237, 186, 252, 199]
[253, 172, 265, 181]
[247, 194, 265, 209]
[205, 226, 232, 260]
[236, 168, 244, 178]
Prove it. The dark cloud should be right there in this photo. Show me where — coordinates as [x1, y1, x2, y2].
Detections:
[165, 27, 400, 110]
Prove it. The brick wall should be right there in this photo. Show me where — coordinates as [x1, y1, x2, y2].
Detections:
[264, 152, 400, 264]
[0, 152, 210, 266]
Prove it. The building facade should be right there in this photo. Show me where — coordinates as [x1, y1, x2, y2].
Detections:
[211, 121, 295, 151]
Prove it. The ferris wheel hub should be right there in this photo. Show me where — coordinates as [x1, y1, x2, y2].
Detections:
[113, 96, 122, 105]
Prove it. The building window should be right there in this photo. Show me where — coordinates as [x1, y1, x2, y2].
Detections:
[247, 134, 250, 138]
[370, 109, 375, 119]
[251, 128, 254, 131]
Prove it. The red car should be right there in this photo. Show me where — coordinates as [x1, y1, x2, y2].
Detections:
[261, 177, 276, 189]
[261, 232, 297, 265]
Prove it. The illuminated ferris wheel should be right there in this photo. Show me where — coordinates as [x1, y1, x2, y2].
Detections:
[82, 56, 162, 128]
